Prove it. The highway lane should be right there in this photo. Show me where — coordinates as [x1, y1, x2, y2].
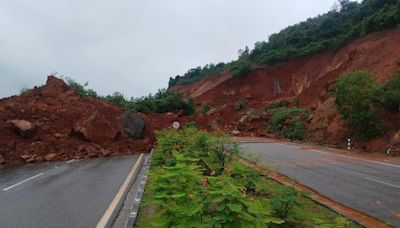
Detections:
[0, 154, 140, 228]
[241, 142, 400, 227]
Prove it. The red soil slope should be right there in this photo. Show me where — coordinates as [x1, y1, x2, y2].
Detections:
[170, 29, 400, 154]
[0, 76, 153, 164]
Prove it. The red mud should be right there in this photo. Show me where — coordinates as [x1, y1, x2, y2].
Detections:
[0, 76, 153, 164]
[170, 29, 400, 154]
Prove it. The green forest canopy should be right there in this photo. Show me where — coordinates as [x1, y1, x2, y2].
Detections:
[168, 0, 400, 87]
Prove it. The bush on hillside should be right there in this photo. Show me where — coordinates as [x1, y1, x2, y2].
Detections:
[266, 100, 290, 110]
[332, 71, 386, 138]
[267, 108, 310, 140]
[234, 99, 247, 111]
[230, 60, 252, 78]
[381, 72, 400, 112]
[63, 77, 194, 114]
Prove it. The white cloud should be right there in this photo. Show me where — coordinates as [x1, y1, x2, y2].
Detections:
[0, 0, 333, 98]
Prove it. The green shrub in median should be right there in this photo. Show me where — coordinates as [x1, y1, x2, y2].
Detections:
[148, 126, 284, 227]
[136, 126, 360, 227]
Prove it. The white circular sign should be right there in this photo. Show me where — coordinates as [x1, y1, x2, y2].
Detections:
[172, 121, 180, 129]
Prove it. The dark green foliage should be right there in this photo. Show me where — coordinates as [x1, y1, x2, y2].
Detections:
[133, 89, 195, 114]
[63, 77, 99, 98]
[268, 108, 310, 140]
[63, 77, 194, 114]
[381, 72, 400, 111]
[19, 87, 32, 95]
[168, 0, 400, 87]
[149, 127, 284, 227]
[230, 60, 252, 78]
[270, 186, 300, 219]
[169, 62, 227, 87]
[230, 161, 264, 193]
[266, 100, 290, 110]
[332, 71, 386, 138]
[202, 105, 211, 115]
[249, 0, 400, 65]
[234, 100, 247, 111]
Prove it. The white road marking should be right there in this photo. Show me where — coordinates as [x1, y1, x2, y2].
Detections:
[66, 159, 76, 164]
[333, 154, 400, 169]
[275, 143, 400, 168]
[96, 153, 144, 228]
[2, 173, 44, 191]
[310, 149, 328, 154]
[364, 177, 400, 189]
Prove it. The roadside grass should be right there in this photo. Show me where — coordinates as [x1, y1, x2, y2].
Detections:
[135, 126, 361, 227]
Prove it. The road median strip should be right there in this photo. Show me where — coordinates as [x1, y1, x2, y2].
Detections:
[96, 153, 145, 228]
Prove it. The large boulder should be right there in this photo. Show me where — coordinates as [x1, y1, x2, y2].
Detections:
[123, 111, 145, 139]
[39, 76, 70, 97]
[10, 120, 37, 138]
[73, 111, 122, 143]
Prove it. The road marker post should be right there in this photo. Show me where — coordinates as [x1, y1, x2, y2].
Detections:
[347, 138, 351, 150]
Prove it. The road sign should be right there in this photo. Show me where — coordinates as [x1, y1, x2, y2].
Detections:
[172, 121, 180, 129]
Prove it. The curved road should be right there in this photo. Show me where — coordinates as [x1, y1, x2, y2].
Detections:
[241, 141, 400, 227]
[0, 154, 140, 228]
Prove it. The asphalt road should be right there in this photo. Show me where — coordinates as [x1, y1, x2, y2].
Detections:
[241, 142, 400, 227]
[0, 154, 140, 228]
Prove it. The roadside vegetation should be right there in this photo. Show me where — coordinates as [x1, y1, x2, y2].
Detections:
[267, 107, 311, 141]
[63, 77, 194, 114]
[332, 71, 400, 138]
[135, 126, 360, 227]
[169, 0, 400, 87]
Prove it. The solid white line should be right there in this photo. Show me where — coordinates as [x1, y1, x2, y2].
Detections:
[277, 143, 400, 168]
[66, 159, 76, 164]
[96, 153, 144, 228]
[2, 173, 44, 191]
[334, 154, 400, 169]
[364, 177, 400, 189]
[310, 149, 328, 154]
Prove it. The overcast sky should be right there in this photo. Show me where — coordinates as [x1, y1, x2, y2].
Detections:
[0, 0, 335, 99]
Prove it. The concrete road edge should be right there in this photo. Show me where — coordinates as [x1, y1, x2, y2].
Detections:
[96, 153, 145, 228]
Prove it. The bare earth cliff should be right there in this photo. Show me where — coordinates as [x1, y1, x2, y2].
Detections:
[170, 29, 400, 154]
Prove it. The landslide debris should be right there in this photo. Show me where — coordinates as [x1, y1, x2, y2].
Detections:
[0, 76, 152, 164]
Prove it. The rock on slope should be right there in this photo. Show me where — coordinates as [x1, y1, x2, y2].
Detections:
[0, 76, 151, 164]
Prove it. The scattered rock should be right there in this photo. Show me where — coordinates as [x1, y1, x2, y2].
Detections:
[20, 154, 41, 163]
[10, 120, 36, 138]
[101, 148, 111, 157]
[231, 130, 241, 136]
[200, 178, 209, 186]
[123, 111, 145, 139]
[39, 76, 70, 97]
[44, 153, 58, 161]
[208, 119, 220, 131]
[54, 133, 64, 138]
[88, 151, 98, 158]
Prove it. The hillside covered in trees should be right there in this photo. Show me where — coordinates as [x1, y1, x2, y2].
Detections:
[168, 0, 400, 87]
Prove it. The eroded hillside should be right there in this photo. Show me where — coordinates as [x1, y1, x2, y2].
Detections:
[170, 29, 400, 153]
